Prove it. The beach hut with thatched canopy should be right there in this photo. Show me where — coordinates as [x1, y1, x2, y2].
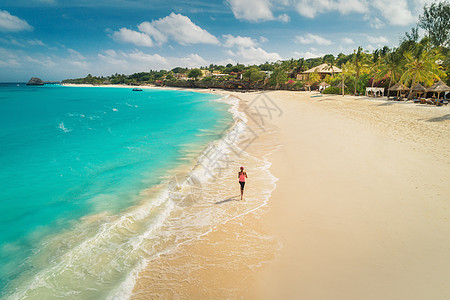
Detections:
[411, 83, 427, 101]
[297, 63, 342, 81]
[318, 81, 330, 92]
[427, 80, 450, 105]
[388, 83, 409, 99]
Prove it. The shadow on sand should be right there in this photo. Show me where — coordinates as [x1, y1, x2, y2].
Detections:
[377, 101, 396, 106]
[423, 114, 450, 122]
[215, 195, 241, 205]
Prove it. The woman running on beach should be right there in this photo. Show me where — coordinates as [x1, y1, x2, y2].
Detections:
[238, 166, 248, 201]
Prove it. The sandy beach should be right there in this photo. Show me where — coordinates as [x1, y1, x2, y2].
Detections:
[250, 92, 450, 299]
[62, 85, 450, 298]
[127, 89, 450, 299]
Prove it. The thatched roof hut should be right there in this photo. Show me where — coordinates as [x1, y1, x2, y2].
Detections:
[427, 80, 450, 93]
[297, 63, 342, 81]
[427, 80, 450, 100]
[303, 64, 342, 74]
[388, 83, 409, 98]
[411, 83, 426, 92]
[410, 83, 426, 98]
[318, 81, 330, 92]
[388, 83, 408, 91]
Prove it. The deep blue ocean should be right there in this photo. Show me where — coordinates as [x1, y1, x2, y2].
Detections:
[0, 83, 232, 298]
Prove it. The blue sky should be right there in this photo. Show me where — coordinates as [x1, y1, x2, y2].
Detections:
[0, 0, 434, 81]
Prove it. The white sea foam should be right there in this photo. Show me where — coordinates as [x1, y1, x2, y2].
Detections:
[58, 122, 70, 133]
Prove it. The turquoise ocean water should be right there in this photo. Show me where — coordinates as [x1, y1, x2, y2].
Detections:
[0, 84, 232, 298]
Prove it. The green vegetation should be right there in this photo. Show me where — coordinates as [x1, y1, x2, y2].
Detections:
[419, 0, 450, 48]
[63, 2, 449, 95]
[187, 68, 202, 80]
[322, 87, 341, 94]
[243, 67, 265, 82]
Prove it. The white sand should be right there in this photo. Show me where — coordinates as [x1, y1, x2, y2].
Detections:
[246, 91, 450, 299]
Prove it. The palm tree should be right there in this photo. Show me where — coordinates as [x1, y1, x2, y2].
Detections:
[323, 54, 336, 77]
[369, 49, 382, 87]
[269, 65, 288, 89]
[377, 49, 404, 89]
[281, 59, 298, 78]
[293, 58, 305, 77]
[401, 39, 446, 99]
[352, 46, 369, 95]
[341, 62, 354, 96]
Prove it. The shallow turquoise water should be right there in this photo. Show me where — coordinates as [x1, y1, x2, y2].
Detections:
[0, 84, 231, 296]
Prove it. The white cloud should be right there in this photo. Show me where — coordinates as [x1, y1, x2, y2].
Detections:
[126, 51, 168, 65]
[7, 38, 26, 47]
[371, 0, 415, 26]
[342, 37, 354, 44]
[0, 46, 89, 80]
[137, 22, 167, 46]
[112, 28, 154, 47]
[365, 15, 385, 29]
[365, 44, 376, 52]
[138, 13, 219, 46]
[28, 39, 45, 46]
[293, 50, 324, 59]
[227, 46, 282, 64]
[222, 32, 280, 64]
[295, 0, 368, 18]
[0, 37, 46, 47]
[412, 0, 436, 9]
[223, 34, 257, 48]
[0, 10, 33, 32]
[178, 53, 209, 68]
[260, 36, 269, 43]
[277, 13, 290, 22]
[226, 49, 236, 57]
[68, 48, 86, 60]
[228, 0, 275, 22]
[366, 35, 389, 46]
[295, 33, 332, 45]
[0, 47, 20, 67]
[98, 49, 209, 74]
[292, 0, 416, 26]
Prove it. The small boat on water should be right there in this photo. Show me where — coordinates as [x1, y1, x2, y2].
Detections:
[132, 88, 143, 91]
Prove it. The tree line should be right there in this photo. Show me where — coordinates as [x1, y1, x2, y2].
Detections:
[63, 1, 450, 95]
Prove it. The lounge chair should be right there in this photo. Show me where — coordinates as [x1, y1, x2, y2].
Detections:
[436, 99, 447, 106]
[425, 99, 435, 105]
[419, 98, 426, 104]
[413, 98, 420, 103]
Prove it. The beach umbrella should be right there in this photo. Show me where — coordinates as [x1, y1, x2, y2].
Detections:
[411, 83, 426, 98]
[427, 80, 450, 101]
[388, 82, 408, 97]
[318, 81, 329, 91]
